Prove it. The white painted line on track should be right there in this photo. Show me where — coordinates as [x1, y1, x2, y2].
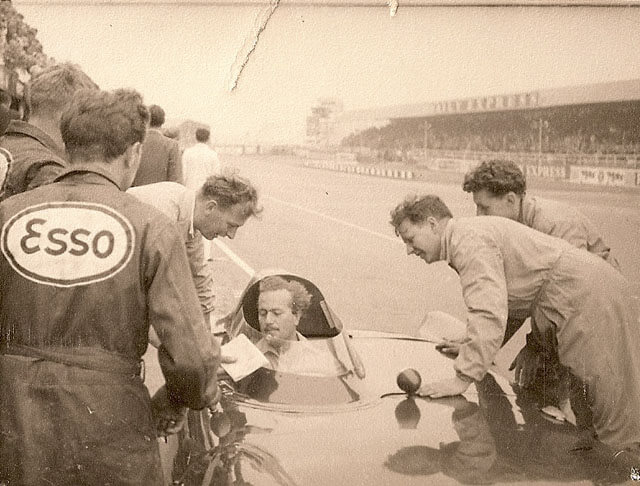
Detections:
[213, 239, 255, 276]
[266, 195, 401, 244]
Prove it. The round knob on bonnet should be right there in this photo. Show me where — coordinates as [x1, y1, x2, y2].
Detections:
[396, 368, 422, 395]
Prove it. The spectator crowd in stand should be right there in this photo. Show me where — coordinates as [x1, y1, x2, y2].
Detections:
[341, 102, 640, 165]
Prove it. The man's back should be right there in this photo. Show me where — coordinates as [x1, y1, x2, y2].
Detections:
[0, 169, 219, 484]
[0, 171, 203, 361]
[520, 195, 618, 268]
[127, 181, 216, 316]
[132, 129, 182, 186]
[0, 120, 67, 199]
[128, 181, 195, 240]
[182, 142, 221, 192]
[444, 216, 572, 308]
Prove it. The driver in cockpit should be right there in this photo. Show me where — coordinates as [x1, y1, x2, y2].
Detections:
[256, 276, 313, 367]
[255, 275, 344, 376]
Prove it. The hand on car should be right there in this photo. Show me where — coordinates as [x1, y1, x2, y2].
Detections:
[419, 376, 471, 398]
[217, 354, 236, 379]
[435, 338, 465, 356]
[150, 385, 188, 438]
[509, 344, 543, 388]
[221, 354, 236, 364]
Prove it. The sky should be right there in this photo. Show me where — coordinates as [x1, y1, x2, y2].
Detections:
[14, 2, 640, 144]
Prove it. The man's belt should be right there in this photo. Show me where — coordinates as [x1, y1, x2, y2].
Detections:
[0, 343, 144, 380]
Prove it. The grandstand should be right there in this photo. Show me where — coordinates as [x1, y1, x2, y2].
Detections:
[336, 79, 640, 172]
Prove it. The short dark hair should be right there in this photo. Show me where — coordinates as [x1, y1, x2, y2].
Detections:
[390, 194, 453, 234]
[195, 127, 210, 143]
[163, 127, 179, 139]
[259, 276, 312, 316]
[462, 159, 526, 196]
[61, 89, 149, 162]
[29, 62, 98, 117]
[199, 173, 262, 218]
[148, 104, 165, 127]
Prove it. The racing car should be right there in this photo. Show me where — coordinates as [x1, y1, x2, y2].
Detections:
[157, 271, 637, 485]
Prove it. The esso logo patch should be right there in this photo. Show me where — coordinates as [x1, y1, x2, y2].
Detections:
[1, 202, 135, 287]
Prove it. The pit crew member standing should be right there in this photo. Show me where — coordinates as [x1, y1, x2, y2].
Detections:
[0, 89, 220, 485]
[130, 104, 182, 187]
[181, 127, 221, 193]
[0, 62, 99, 200]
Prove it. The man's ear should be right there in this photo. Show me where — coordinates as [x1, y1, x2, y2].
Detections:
[205, 199, 218, 212]
[426, 216, 439, 230]
[505, 192, 519, 206]
[125, 142, 142, 168]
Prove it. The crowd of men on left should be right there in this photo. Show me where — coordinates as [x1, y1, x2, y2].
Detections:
[0, 62, 258, 485]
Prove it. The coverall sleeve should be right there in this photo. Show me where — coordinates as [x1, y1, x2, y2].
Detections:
[451, 232, 509, 382]
[144, 218, 219, 410]
[167, 141, 183, 185]
[185, 231, 215, 315]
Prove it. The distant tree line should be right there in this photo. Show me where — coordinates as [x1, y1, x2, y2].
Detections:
[0, 1, 52, 75]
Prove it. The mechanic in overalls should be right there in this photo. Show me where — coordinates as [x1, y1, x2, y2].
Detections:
[390, 194, 640, 453]
[0, 89, 220, 485]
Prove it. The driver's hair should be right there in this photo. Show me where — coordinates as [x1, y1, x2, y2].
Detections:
[259, 276, 312, 316]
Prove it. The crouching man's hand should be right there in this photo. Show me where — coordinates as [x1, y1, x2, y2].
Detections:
[509, 343, 543, 388]
[151, 385, 188, 438]
[420, 376, 471, 398]
[217, 354, 236, 380]
[435, 339, 465, 357]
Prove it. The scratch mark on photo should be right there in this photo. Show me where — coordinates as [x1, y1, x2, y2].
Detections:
[226, 0, 280, 92]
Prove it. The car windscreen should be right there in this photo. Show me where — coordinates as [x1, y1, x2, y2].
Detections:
[224, 321, 373, 409]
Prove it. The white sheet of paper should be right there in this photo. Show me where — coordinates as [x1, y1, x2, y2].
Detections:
[221, 334, 270, 382]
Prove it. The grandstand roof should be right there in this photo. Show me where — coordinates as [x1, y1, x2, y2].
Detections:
[338, 78, 640, 123]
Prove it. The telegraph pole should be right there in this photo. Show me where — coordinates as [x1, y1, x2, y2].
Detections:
[423, 121, 430, 167]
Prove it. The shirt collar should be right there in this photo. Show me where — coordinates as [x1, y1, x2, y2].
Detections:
[517, 194, 530, 225]
[257, 331, 307, 355]
[439, 218, 453, 262]
[53, 163, 123, 190]
[188, 190, 196, 238]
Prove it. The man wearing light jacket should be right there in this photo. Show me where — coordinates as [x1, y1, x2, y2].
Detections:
[390, 194, 640, 452]
[128, 174, 261, 333]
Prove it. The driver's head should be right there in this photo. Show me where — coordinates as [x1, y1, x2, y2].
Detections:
[258, 276, 312, 342]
